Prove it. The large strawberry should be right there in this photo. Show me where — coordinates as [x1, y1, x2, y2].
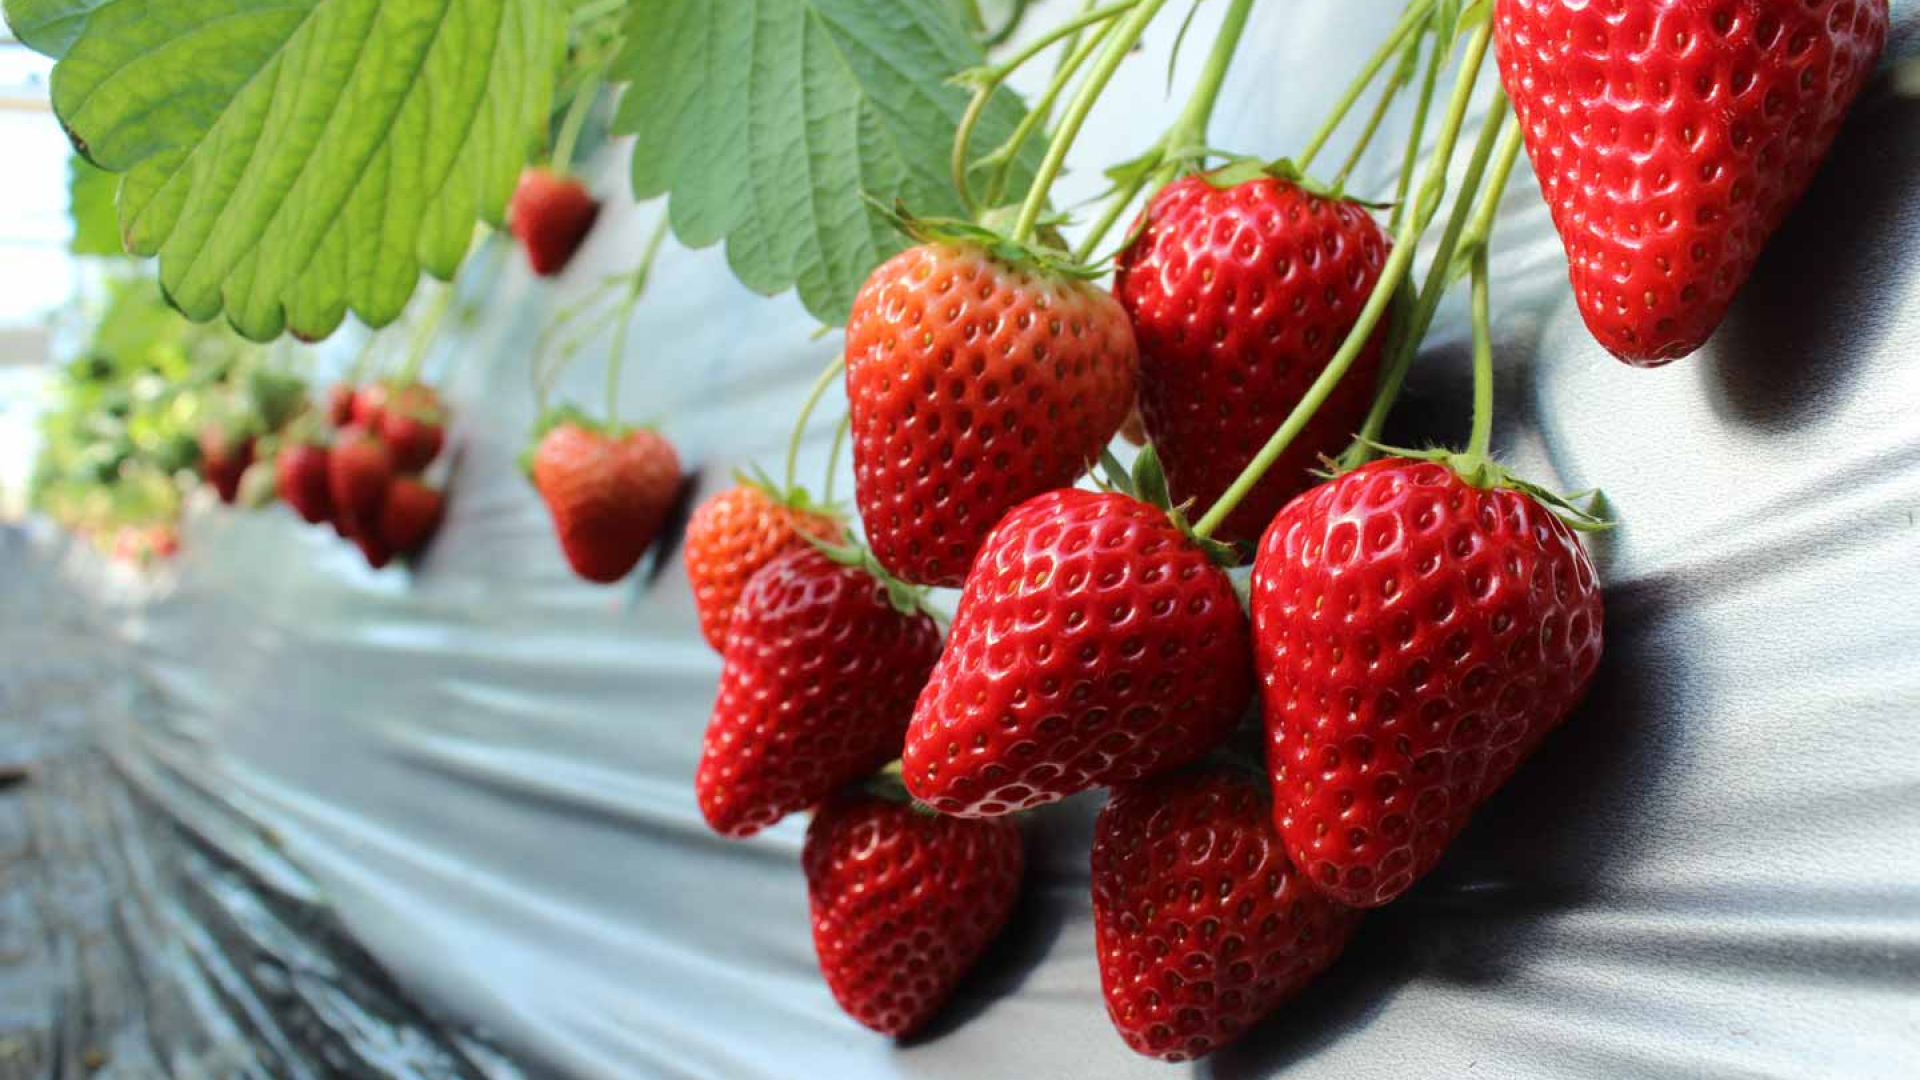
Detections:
[1093, 763, 1362, 1061]
[378, 475, 444, 558]
[1114, 172, 1391, 544]
[275, 439, 334, 525]
[328, 426, 393, 540]
[1252, 457, 1604, 907]
[904, 455, 1253, 817]
[804, 789, 1025, 1037]
[199, 425, 255, 505]
[511, 167, 601, 277]
[683, 479, 843, 652]
[378, 383, 447, 474]
[695, 546, 942, 837]
[845, 236, 1137, 587]
[527, 407, 681, 585]
[1495, 0, 1888, 364]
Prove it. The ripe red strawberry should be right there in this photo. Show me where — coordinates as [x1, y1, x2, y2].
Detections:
[683, 482, 844, 651]
[1093, 764, 1362, 1061]
[903, 482, 1252, 817]
[1251, 458, 1604, 907]
[845, 240, 1137, 587]
[378, 384, 447, 474]
[804, 790, 1024, 1037]
[276, 441, 334, 525]
[378, 475, 444, 557]
[356, 533, 393, 571]
[1114, 174, 1391, 544]
[1495, 0, 1887, 364]
[696, 546, 942, 837]
[199, 425, 255, 505]
[326, 384, 357, 427]
[511, 167, 601, 277]
[527, 411, 682, 584]
[328, 427, 394, 540]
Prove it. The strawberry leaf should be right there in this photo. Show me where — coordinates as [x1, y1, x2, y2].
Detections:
[614, 0, 1042, 327]
[67, 154, 121, 257]
[18, 0, 566, 342]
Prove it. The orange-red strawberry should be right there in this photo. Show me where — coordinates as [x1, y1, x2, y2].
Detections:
[904, 462, 1253, 816]
[199, 425, 255, 505]
[845, 239, 1137, 587]
[1114, 173, 1391, 544]
[696, 546, 942, 837]
[1252, 457, 1604, 907]
[378, 383, 447, 474]
[1093, 763, 1361, 1061]
[377, 475, 444, 558]
[511, 167, 601, 277]
[804, 789, 1024, 1037]
[349, 382, 388, 431]
[683, 481, 843, 652]
[527, 408, 681, 584]
[328, 426, 393, 540]
[1495, 0, 1888, 364]
[276, 440, 333, 525]
[326, 384, 357, 427]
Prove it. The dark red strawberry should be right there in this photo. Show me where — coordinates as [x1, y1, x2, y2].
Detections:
[349, 382, 389, 431]
[326, 384, 357, 427]
[511, 167, 601, 277]
[199, 425, 255, 505]
[275, 441, 333, 525]
[1093, 763, 1362, 1061]
[377, 475, 444, 557]
[356, 533, 393, 571]
[683, 481, 844, 652]
[378, 384, 447, 474]
[527, 411, 681, 584]
[804, 790, 1024, 1037]
[1114, 174, 1391, 543]
[328, 427, 393, 540]
[696, 546, 942, 837]
[1251, 458, 1604, 907]
[904, 482, 1252, 817]
[1495, 0, 1888, 364]
[845, 240, 1137, 587]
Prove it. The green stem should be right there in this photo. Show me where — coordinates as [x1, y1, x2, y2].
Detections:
[1456, 120, 1526, 255]
[1191, 17, 1493, 538]
[605, 215, 672, 427]
[952, 88, 994, 219]
[984, 13, 1115, 208]
[1466, 246, 1494, 459]
[1010, 0, 1173, 243]
[1390, 18, 1446, 232]
[1331, 61, 1408, 191]
[786, 356, 847, 494]
[981, 0, 1037, 49]
[398, 283, 454, 384]
[824, 413, 850, 504]
[1074, 166, 1152, 263]
[551, 65, 604, 177]
[1295, 0, 1435, 174]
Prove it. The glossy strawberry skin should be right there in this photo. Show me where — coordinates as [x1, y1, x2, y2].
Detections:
[683, 484, 843, 652]
[1495, 0, 1887, 364]
[199, 427, 255, 505]
[349, 383, 389, 431]
[379, 384, 446, 474]
[845, 242, 1138, 587]
[696, 548, 943, 837]
[531, 424, 681, 584]
[276, 442, 334, 525]
[328, 427, 393, 540]
[804, 792, 1024, 1037]
[1252, 459, 1604, 907]
[904, 489, 1253, 817]
[1115, 176, 1391, 544]
[511, 168, 601, 277]
[378, 475, 444, 557]
[1093, 764, 1362, 1061]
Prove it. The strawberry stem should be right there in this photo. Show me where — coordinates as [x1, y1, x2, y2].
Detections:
[397, 281, 454, 384]
[551, 63, 605, 179]
[1466, 245, 1494, 459]
[1389, 17, 1446, 232]
[824, 413, 850, 505]
[604, 215, 671, 428]
[1453, 120, 1528, 260]
[983, 2, 1116, 208]
[1295, 0, 1436, 175]
[786, 356, 847, 495]
[1330, 35, 1416, 192]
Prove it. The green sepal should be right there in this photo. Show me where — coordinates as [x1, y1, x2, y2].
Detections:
[1199, 157, 1396, 210]
[865, 197, 1105, 282]
[1103, 444, 1243, 569]
[733, 463, 847, 522]
[520, 402, 632, 481]
[800, 532, 944, 623]
[1360, 440, 1616, 533]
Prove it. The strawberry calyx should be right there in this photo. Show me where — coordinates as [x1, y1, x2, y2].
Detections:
[517, 401, 650, 479]
[1199, 156, 1394, 210]
[868, 198, 1105, 282]
[735, 463, 846, 524]
[1097, 445, 1242, 568]
[1365, 440, 1613, 532]
[801, 532, 943, 623]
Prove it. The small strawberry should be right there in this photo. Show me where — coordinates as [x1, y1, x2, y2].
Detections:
[683, 479, 844, 652]
[378, 383, 447, 474]
[326, 384, 357, 427]
[804, 789, 1024, 1037]
[1114, 172, 1391, 544]
[845, 235, 1137, 587]
[356, 533, 394, 571]
[904, 453, 1253, 816]
[328, 426, 394, 540]
[1252, 457, 1604, 907]
[276, 440, 334, 525]
[199, 425, 255, 505]
[378, 475, 444, 558]
[696, 545, 942, 836]
[349, 382, 389, 431]
[1093, 763, 1362, 1061]
[147, 525, 179, 559]
[511, 167, 601, 277]
[526, 406, 682, 585]
[1495, 0, 1888, 364]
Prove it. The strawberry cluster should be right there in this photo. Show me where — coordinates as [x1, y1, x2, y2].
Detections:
[277, 380, 449, 570]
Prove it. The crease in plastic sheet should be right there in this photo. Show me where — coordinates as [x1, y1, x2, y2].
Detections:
[29, 1, 1920, 1076]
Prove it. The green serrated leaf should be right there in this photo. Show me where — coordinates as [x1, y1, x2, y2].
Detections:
[39, 0, 565, 342]
[4, 0, 112, 57]
[68, 154, 121, 256]
[614, 0, 1042, 327]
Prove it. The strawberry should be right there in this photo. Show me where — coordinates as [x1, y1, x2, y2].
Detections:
[903, 459, 1253, 817]
[1495, 0, 1888, 364]
[147, 526, 179, 560]
[845, 239, 1137, 587]
[1114, 173, 1391, 544]
[377, 475, 444, 558]
[1093, 763, 1362, 1061]
[326, 384, 357, 427]
[349, 382, 389, 431]
[328, 426, 394, 540]
[1251, 457, 1604, 907]
[199, 425, 255, 505]
[527, 408, 682, 584]
[683, 481, 844, 651]
[511, 167, 601, 277]
[276, 440, 334, 525]
[378, 383, 447, 474]
[356, 533, 393, 571]
[696, 546, 942, 837]
[803, 789, 1024, 1037]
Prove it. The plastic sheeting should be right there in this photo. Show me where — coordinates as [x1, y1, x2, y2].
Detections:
[28, 2, 1920, 1077]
